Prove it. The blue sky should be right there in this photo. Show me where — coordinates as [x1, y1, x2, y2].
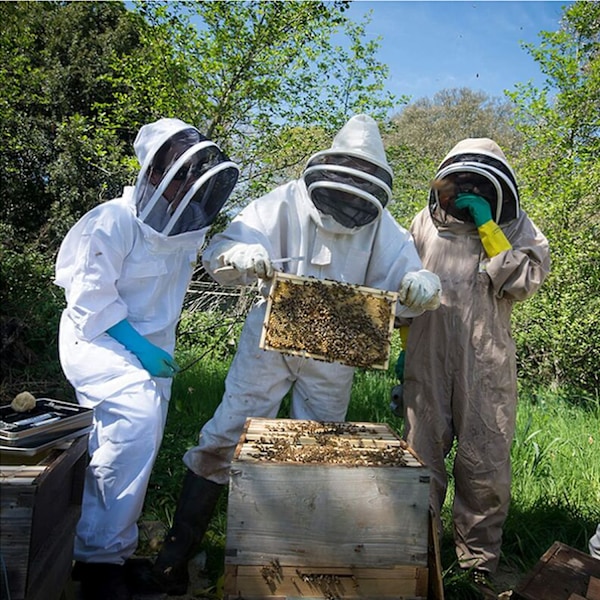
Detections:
[346, 0, 572, 102]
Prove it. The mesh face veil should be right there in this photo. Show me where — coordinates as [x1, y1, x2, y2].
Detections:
[428, 140, 520, 226]
[135, 127, 239, 236]
[303, 115, 393, 229]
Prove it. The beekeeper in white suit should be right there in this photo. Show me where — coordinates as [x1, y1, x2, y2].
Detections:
[54, 118, 239, 600]
[151, 114, 442, 594]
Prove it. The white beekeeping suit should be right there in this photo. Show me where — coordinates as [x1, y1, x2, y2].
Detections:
[54, 118, 238, 600]
[149, 114, 441, 596]
[591, 524, 600, 559]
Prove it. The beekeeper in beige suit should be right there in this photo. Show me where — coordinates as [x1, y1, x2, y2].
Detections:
[399, 138, 550, 597]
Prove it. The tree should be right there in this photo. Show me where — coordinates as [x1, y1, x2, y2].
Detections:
[0, 0, 396, 400]
[508, 0, 600, 395]
[119, 1, 397, 200]
[385, 88, 521, 227]
[0, 2, 148, 246]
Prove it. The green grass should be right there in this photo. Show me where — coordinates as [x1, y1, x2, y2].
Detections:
[141, 346, 600, 597]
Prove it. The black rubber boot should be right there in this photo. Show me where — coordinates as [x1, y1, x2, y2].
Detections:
[152, 469, 224, 595]
[73, 562, 132, 600]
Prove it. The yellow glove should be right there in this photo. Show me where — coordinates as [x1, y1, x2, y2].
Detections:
[399, 325, 409, 350]
[477, 221, 512, 257]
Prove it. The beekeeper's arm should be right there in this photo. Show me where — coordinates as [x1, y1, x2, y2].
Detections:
[455, 193, 512, 257]
[456, 194, 550, 300]
[56, 206, 179, 378]
[365, 213, 441, 315]
[202, 206, 276, 286]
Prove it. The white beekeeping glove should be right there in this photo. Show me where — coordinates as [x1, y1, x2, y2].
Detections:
[221, 244, 274, 280]
[399, 270, 441, 310]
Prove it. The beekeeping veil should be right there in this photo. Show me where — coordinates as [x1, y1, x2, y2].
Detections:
[133, 118, 239, 236]
[303, 114, 393, 229]
[429, 137, 520, 225]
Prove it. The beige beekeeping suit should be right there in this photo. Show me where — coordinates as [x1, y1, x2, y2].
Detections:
[403, 138, 551, 573]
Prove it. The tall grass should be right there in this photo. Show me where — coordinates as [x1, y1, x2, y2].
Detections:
[142, 342, 600, 597]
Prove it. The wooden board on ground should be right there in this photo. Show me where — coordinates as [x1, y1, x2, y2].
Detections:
[260, 272, 397, 370]
[513, 541, 600, 600]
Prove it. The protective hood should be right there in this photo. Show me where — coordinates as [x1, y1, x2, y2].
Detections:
[133, 118, 239, 236]
[429, 137, 520, 225]
[303, 114, 393, 229]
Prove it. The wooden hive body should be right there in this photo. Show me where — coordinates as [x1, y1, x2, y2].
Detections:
[224, 418, 435, 600]
[0, 436, 87, 600]
[512, 541, 600, 600]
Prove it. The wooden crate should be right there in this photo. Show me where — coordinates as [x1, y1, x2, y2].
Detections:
[260, 272, 398, 370]
[0, 435, 88, 600]
[224, 418, 439, 600]
[512, 541, 600, 600]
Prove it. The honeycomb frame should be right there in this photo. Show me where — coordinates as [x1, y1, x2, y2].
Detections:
[259, 272, 398, 369]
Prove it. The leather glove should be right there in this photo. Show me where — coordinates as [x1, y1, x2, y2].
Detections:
[222, 244, 274, 279]
[399, 270, 441, 310]
[455, 193, 493, 227]
[107, 319, 180, 378]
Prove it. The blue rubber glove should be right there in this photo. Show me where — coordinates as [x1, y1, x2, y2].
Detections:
[455, 193, 493, 227]
[107, 319, 180, 378]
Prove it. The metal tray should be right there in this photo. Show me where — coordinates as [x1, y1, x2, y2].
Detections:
[0, 398, 93, 446]
[0, 427, 92, 456]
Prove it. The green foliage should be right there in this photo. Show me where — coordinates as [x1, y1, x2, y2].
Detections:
[0, 231, 69, 401]
[0, 0, 398, 392]
[0, 1, 146, 246]
[509, 0, 600, 394]
[125, 0, 398, 202]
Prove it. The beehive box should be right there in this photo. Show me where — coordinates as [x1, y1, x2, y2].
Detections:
[260, 272, 398, 370]
[512, 541, 600, 600]
[224, 418, 437, 600]
[0, 435, 88, 600]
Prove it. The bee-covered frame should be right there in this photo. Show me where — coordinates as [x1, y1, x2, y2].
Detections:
[259, 272, 398, 370]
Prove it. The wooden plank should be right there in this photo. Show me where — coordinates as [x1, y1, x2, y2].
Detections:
[26, 506, 81, 600]
[0, 466, 47, 481]
[513, 542, 600, 600]
[226, 462, 429, 568]
[0, 485, 36, 599]
[224, 564, 428, 599]
[428, 508, 444, 600]
[30, 435, 87, 558]
[0, 436, 87, 600]
[588, 576, 600, 600]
